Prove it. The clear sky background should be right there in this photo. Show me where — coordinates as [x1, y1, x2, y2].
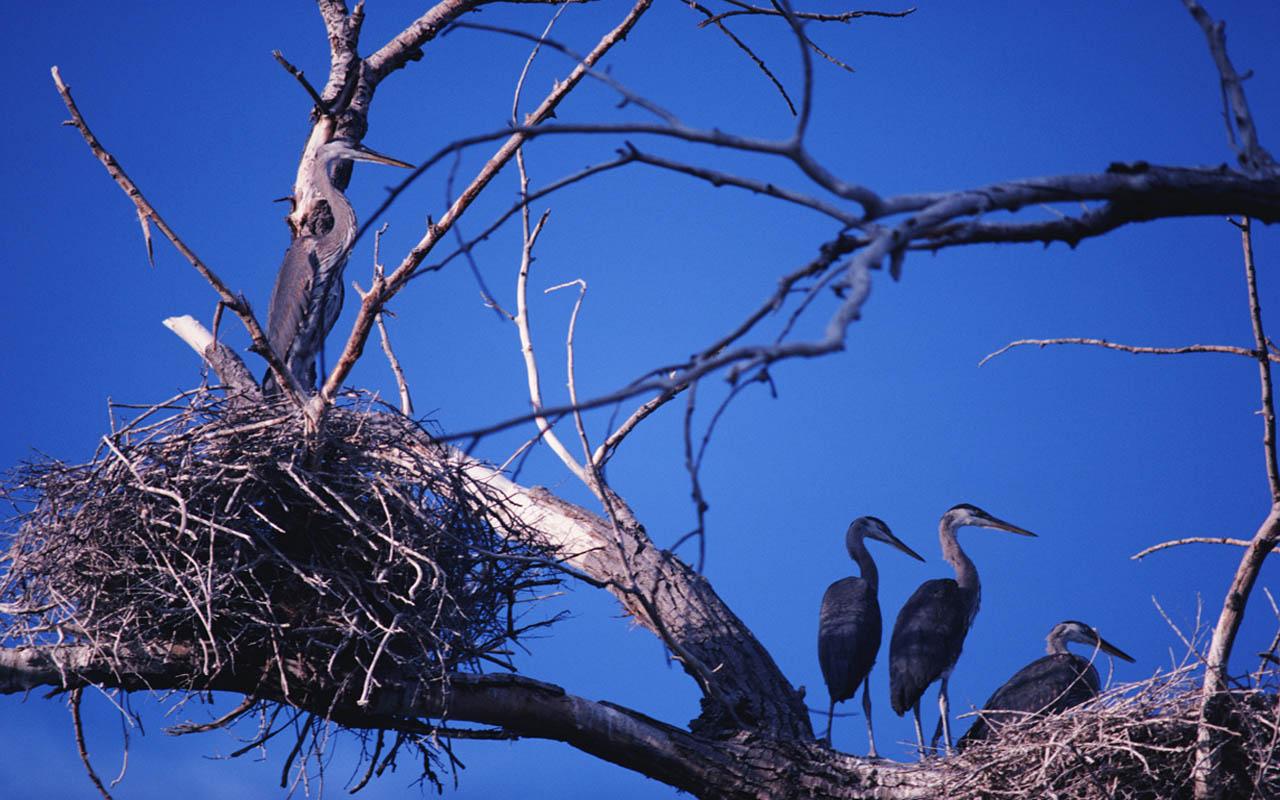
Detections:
[4, 1, 1280, 798]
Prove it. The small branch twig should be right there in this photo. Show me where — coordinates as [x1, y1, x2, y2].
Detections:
[360, 225, 414, 416]
[1131, 537, 1255, 561]
[71, 688, 114, 800]
[682, 0, 796, 115]
[271, 50, 327, 113]
[167, 696, 257, 736]
[375, 316, 413, 417]
[514, 202, 590, 485]
[545, 279, 593, 467]
[1240, 216, 1280, 500]
[701, 3, 915, 26]
[980, 337, 1280, 367]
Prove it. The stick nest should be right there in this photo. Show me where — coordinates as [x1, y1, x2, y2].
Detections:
[939, 664, 1280, 799]
[0, 390, 563, 705]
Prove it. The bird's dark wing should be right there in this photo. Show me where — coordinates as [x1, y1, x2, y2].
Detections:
[888, 578, 969, 715]
[265, 238, 320, 384]
[959, 653, 1100, 748]
[817, 577, 881, 704]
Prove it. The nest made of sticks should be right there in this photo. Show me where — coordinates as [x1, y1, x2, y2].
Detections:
[939, 664, 1280, 799]
[0, 390, 564, 708]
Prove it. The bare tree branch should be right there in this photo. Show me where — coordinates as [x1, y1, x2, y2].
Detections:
[271, 50, 327, 113]
[1182, 0, 1277, 175]
[321, 0, 657, 406]
[162, 316, 263, 402]
[50, 68, 301, 403]
[1195, 217, 1280, 799]
[0, 647, 935, 800]
[1241, 217, 1280, 501]
[71, 688, 114, 800]
[700, 3, 915, 26]
[1131, 537, 1255, 561]
[980, 337, 1280, 367]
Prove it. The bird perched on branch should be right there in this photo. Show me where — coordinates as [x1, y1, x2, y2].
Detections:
[264, 138, 412, 395]
[958, 620, 1134, 749]
[818, 516, 924, 755]
[888, 503, 1037, 755]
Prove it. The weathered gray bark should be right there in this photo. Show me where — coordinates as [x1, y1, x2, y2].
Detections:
[0, 423, 938, 799]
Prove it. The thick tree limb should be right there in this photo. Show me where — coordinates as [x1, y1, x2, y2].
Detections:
[0, 645, 934, 800]
[452, 453, 813, 737]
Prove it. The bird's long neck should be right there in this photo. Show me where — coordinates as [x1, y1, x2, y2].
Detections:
[939, 516, 980, 617]
[315, 162, 357, 255]
[848, 535, 879, 594]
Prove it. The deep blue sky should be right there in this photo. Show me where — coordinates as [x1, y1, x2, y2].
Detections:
[4, 1, 1280, 798]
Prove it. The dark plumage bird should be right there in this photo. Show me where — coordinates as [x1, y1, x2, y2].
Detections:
[817, 516, 924, 755]
[264, 139, 412, 394]
[958, 620, 1134, 749]
[888, 503, 1037, 755]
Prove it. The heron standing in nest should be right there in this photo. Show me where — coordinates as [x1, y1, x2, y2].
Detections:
[264, 138, 412, 395]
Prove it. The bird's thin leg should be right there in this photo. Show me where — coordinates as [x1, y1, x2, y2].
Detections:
[825, 698, 835, 743]
[861, 676, 877, 759]
[929, 715, 943, 753]
[911, 700, 925, 757]
[938, 677, 953, 754]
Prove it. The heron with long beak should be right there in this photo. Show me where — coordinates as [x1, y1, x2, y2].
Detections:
[818, 516, 925, 755]
[958, 620, 1135, 749]
[888, 503, 1038, 755]
[264, 139, 412, 394]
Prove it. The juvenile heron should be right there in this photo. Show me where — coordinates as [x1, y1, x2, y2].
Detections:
[264, 139, 412, 394]
[957, 620, 1134, 749]
[888, 503, 1037, 755]
[818, 516, 924, 755]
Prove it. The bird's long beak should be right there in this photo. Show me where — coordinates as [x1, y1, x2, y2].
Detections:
[1094, 634, 1136, 663]
[977, 513, 1037, 537]
[883, 530, 926, 562]
[348, 144, 414, 169]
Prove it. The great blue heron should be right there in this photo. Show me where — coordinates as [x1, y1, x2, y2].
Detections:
[817, 516, 925, 755]
[888, 503, 1037, 755]
[264, 139, 412, 394]
[957, 620, 1134, 749]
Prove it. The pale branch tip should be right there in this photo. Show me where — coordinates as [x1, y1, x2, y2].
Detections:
[1131, 537, 1256, 561]
[979, 338, 1279, 368]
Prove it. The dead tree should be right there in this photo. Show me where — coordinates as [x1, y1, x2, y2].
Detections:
[4, 1, 1280, 798]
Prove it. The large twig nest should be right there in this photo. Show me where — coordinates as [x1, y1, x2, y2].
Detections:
[0, 390, 563, 706]
[940, 664, 1280, 799]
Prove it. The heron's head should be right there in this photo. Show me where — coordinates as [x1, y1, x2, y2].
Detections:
[945, 503, 1037, 537]
[846, 516, 925, 562]
[1048, 620, 1136, 662]
[317, 139, 414, 170]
